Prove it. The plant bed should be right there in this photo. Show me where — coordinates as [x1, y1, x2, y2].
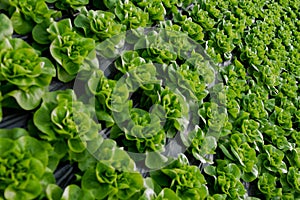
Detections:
[0, 0, 299, 199]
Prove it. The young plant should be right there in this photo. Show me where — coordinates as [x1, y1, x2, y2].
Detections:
[0, 128, 56, 200]
[33, 89, 101, 161]
[0, 14, 56, 119]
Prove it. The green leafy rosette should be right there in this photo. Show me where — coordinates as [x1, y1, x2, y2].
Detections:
[151, 154, 209, 199]
[86, 69, 116, 127]
[0, 14, 56, 120]
[74, 7, 126, 42]
[114, 0, 149, 29]
[1, 0, 60, 35]
[48, 19, 97, 82]
[81, 139, 144, 200]
[204, 160, 247, 199]
[33, 89, 102, 161]
[0, 128, 56, 200]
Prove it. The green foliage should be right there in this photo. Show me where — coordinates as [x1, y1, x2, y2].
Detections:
[0, 28, 55, 117]
[0, 14, 13, 40]
[114, 0, 149, 29]
[81, 139, 144, 199]
[151, 154, 209, 199]
[0, 128, 55, 200]
[46, 0, 89, 10]
[204, 160, 247, 199]
[74, 7, 126, 42]
[33, 89, 101, 160]
[258, 173, 282, 199]
[87, 70, 116, 127]
[82, 162, 144, 199]
[2, 0, 60, 35]
[0, 0, 299, 199]
[48, 19, 97, 82]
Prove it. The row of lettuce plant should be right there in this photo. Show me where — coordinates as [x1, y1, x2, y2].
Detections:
[0, 0, 299, 199]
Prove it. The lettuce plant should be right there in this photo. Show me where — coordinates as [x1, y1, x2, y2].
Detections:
[1, 0, 60, 35]
[115, 50, 147, 74]
[188, 127, 217, 164]
[278, 72, 298, 99]
[198, 102, 228, 134]
[292, 131, 300, 147]
[285, 167, 300, 194]
[33, 89, 101, 160]
[241, 119, 263, 151]
[176, 17, 204, 42]
[257, 144, 287, 174]
[47, 19, 97, 82]
[0, 128, 56, 200]
[0, 15, 56, 119]
[81, 139, 144, 200]
[229, 133, 258, 181]
[136, 36, 177, 64]
[269, 106, 294, 130]
[151, 154, 209, 199]
[241, 93, 268, 120]
[74, 8, 126, 42]
[157, 87, 186, 136]
[204, 160, 246, 199]
[179, 52, 214, 100]
[82, 162, 144, 199]
[277, 167, 300, 200]
[191, 4, 215, 30]
[124, 108, 166, 153]
[114, 0, 149, 29]
[87, 70, 116, 127]
[136, 0, 166, 22]
[258, 172, 282, 199]
[261, 121, 295, 152]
